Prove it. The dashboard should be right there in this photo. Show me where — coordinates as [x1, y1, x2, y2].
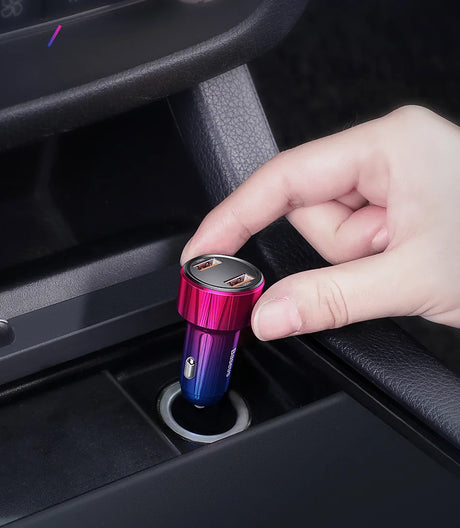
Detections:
[0, 0, 308, 149]
[0, 0, 140, 33]
[0, 0, 260, 109]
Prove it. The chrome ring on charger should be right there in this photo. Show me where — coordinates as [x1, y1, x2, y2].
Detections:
[157, 381, 250, 444]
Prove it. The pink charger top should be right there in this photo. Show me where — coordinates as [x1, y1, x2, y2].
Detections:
[177, 255, 265, 332]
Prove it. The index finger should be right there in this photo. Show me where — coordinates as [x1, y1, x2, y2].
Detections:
[181, 116, 387, 265]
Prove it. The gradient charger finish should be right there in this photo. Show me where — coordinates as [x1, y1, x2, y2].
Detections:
[177, 255, 264, 406]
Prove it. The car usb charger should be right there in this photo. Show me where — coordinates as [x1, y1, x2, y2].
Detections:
[177, 255, 264, 407]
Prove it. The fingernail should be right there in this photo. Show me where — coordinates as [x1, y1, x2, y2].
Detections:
[253, 298, 302, 341]
[371, 227, 389, 253]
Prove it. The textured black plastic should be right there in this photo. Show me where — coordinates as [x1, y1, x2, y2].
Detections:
[0, 372, 178, 526]
[170, 65, 279, 197]
[8, 394, 460, 528]
[0, 0, 308, 150]
[170, 65, 460, 450]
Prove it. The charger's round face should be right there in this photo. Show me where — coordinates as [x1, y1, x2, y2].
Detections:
[183, 255, 264, 293]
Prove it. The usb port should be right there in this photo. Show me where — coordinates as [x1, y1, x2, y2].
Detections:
[225, 273, 255, 288]
[193, 258, 222, 271]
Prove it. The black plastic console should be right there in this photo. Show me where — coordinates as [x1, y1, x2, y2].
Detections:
[0, 325, 459, 528]
[0, 37, 459, 528]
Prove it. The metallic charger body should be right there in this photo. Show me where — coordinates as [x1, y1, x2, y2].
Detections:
[177, 255, 264, 406]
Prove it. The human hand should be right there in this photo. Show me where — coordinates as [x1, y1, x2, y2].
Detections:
[181, 106, 460, 341]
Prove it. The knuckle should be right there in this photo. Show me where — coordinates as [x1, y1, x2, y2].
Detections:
[314, 278, 350, 329]
[229, 207, 252, 242]
[267, 150, 291, 172]
[388, 104, 431, 125]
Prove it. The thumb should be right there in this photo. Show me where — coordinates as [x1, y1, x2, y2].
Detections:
[251, 250, 423, 340]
